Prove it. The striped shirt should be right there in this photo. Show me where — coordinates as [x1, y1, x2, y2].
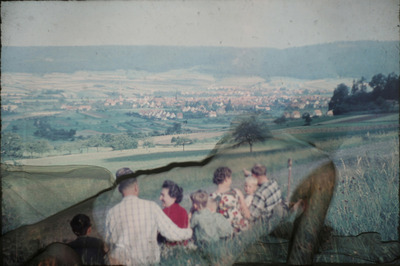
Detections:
[249, 179, 283, 221]
[105, 196, 192, 265]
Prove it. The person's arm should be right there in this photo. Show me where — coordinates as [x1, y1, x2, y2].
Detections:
[182, 209, 189, 228]
[188, 211, 192, 223]
[104, 212, 113, 248]
[104, 212, 122, 265]
[235, 188, 251, 219]
[189, 212, 198, 228]
[243, 168, 251, 177]
[154, 203, 192, 242]
[248, 191, 265, 221]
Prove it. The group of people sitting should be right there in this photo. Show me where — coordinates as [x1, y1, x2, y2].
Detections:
[55, 163, 293, 265]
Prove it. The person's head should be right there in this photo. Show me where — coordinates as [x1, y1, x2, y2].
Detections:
[190, 190, 208, 211]
[160, 180, 184, 208]
[251, 164, 268, 184]
[213, 167, 232, 186]
[116, 167, 139, 196]
[116, 167, 134, 179]
[70, 214, 91, 237]
[118, 177, 139, 196]
[207, 197, 218, 213]
[244, 176, 258, 195]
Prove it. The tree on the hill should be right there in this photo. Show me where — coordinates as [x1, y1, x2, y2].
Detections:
[25, 140, 53, 157]
[369, 73, 386, 99]
[376, 72, 399, 100]
[225, 99, 234, 112]
[109, 134, 138, 150]
[165, 122, 182, 135]
[231, 115, 272, 153]
[33, 118, 76, 141]
[86, 135, 104, 152]
[173, 136, 193, 151]
[302, 112, 312, 126]
[329, 73, 399, 115]
[351, 77, 367, 95]
[1, 132, 24, 158]
[143, 140, 155, 149]
[328, 83, 349, 110]
[274, 115, 287, 125]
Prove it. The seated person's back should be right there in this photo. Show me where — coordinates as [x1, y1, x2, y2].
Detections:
[190, 190, 232, 246]
[68, 214, 106, 265]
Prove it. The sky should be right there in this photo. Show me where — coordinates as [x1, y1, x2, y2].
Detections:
[1, 0, 399, 48]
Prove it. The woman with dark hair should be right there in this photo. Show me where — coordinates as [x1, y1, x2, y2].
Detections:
[158, 180, 189, 245]
[210, 167, 249, 233]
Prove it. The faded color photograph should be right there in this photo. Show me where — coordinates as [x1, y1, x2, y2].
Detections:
[1, 1, 399, 265]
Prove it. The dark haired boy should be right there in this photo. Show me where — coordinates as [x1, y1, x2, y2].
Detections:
[68, 214, 107, 265]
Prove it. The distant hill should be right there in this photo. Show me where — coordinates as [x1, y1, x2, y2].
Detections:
[2, 41, 399, 79]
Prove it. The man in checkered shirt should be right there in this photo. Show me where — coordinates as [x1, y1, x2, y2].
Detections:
[247, 164, 286, 223]
[105, 168, 192, 265]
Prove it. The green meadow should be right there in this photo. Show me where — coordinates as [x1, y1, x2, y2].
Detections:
[2, 112, 398, 265]
[12, 112, 399, 242]
[90, 112, 398, 264]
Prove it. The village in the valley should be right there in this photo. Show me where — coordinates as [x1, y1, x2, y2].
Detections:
[1, 70, 341, 124]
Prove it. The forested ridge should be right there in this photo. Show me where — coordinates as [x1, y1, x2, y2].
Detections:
[2, 41, 398, 80]
[328, 73, 399, 115]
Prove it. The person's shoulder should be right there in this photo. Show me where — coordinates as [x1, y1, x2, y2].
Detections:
[194, 209, 209, 218]
[190, 210, 202, 222]
[67, 238, 80, 248]
[212, 212, 229, 223]
[175, 203, 188, 213]
[86, 236, 105, 245]
[227, 188, 241, 197]
[139, 197, 159, 208]
[106, 202, 120, 216]
[108, 196, 134, 209]
[191, 210, 200, 219]
[255, 182, 271, 196]
[260, 180, 275, 189]
[270, 179, 282, 190]
[212, 211, 224, 218]
[234, 188, 244, 196]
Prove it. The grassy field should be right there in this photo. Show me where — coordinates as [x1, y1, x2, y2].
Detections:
[12, 143, 217, 175]
[2, 112, 399, 265]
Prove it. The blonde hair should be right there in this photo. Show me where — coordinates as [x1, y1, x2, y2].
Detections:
[245, 176, 258, 186]
[190, 190, 208, 208]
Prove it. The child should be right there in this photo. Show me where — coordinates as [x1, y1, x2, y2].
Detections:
[68, 214, 107, 265]
[244, 176, 259, 207]
[189, 190, 232, 247]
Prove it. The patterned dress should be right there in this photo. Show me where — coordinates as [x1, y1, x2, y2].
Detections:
[210, 189, 249, 233]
